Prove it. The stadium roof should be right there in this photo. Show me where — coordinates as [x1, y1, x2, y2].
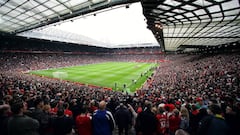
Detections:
[17, 3, 159, 48]
[0, 0, 240, 51]
[0, 0, 138, 33]
[142, 0, 240, 51]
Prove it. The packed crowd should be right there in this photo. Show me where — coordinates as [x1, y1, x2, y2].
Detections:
[0, 53, 163, 72]
[0, 52, 240, 135]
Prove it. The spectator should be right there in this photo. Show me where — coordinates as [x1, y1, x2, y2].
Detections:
[8, 98, 39, 135]
[197, 104, 229, 135]
[175, 129, 189, 135]
[70, 99, 81, 121]
[189, 105, 199, 135]
[42, 104, 54, 135]
[0, 51, 240, 135]
[169, 109, 181, 135]
[31, 98, 49, 135]
[75, 105, 92, 135]
[0, 104, 11, 135]
[89, 100, 98, 114]
[115, 103, 132, 135]
[64, 103, 73, 117]
[195, 97, 207, 109]
[127, 103, 137, 135]
[52, 108, 73, 135]
[179, 107, 189, 132]
[156, 103, 167, 135]
[92, 100, 116, 135]
[135, 100, 158, 135]
[225, 105, 239, 135]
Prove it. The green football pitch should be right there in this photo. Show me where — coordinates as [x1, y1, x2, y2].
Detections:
[29, 62, 157, 93]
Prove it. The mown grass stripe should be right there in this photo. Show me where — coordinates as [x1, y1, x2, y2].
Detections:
[29, 62, 157, 92]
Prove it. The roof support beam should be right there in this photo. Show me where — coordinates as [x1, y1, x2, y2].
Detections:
[165, 37, 240, 38]
[32, 0, 61, 17]
[14, 0, 139, 34]
[55, 0, 73, 13]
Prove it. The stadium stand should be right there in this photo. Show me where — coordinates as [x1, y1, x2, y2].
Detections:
[0, 46, 240, 135]
[1, 0, 240, 135]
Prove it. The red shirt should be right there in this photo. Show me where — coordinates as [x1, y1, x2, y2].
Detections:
[191, 110, 199, 115]
[169, 115, 181, 133]
[76, 114, 92, 135]
[156, 114, 167, 134]
[51, 107, 58, 114]
[64, 109, 73, 117]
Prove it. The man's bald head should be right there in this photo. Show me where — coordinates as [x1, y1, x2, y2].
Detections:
[99, 100, 106, 110]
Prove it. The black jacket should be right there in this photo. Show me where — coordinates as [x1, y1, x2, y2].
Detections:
[135, 108, 158, 135]
[115, 106, 131, 127]
[198, 115, 229, 135]
[8, 115, 39, 135]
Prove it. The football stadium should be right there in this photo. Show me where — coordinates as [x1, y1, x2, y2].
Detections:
[0, 0, 240, 135]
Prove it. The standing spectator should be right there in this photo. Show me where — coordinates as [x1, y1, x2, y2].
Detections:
[135, 100, 158, 135]
[107, 97, 118, 114]
[32, 98, 49, 135]
[42, 104, 54, 135]
[8, 99, 39, 135]
[92, 100, 116, 135]
[70, 99, 81, 121]
[156, 103, 167, 135]
[75, 105, 92, 135]
[52, 108, 73, 135]
[179, 107, 189, 132]
[0, 104, 11, 135]
[189, 105, 199, 135]
[163, 103, 175, 135]
[197, 104, 229, 135]
[89, 100, 98, 115]
[225, 105, 239, 135]
[195, 97, 207, 109]
[115, 103, 132, 135]
[169, 109, 181, 135]
[64, 103, 73, 117]
[127, 103, 137, 135]
[175, 129, 189, 135]
[197, 108, 209, 126]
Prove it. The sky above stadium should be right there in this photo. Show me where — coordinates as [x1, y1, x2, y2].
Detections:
[53, 2, 158, 46]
